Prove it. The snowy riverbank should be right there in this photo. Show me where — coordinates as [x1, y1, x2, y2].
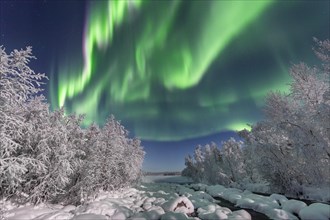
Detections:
[2, 176, 329, 220]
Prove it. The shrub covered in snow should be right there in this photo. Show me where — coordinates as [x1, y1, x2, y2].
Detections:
[182, 139, 249, 186]
[241, 38, 330, 194]
[0, 46, 145, 205]
[67, 116, 145, 204]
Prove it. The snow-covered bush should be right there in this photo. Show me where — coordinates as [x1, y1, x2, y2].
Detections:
[220, 138, 246, 184]
[0, 46, 48, 201]
[27, 108, 86, 204]
[1, 46, 145, 205]
[182, 155, 197, 178]
[182, 139, 246, 186]
[241, 39, 330, 194]
[67, 116, 145, 204]
[1, 94, 85, 203]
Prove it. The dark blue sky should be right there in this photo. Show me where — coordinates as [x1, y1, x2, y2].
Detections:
[1, 0, 328, 172]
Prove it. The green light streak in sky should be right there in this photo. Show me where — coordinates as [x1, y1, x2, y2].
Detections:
[166, 1, 272, 89]
[227, 122, 252, 132]
[58, 0, 143, 106]
[49, 0, 329, 141]
[54, 0, 274, 139]
[57, 0, 272, 106]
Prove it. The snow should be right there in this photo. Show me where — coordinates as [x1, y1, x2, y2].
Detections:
[228, 210, 252, 220]
[282, 199, 307, 215]
[161, 196, 194, 214]
[202, 184, 326, 220]
[299, 203, 330, 220]
[71, 214, 107, 220]
[301, 186, 330, 202]
[266, 208, 298, 220]
[160, 212, 194, 220]
[197, 204, 232, 220]
[242, 182, 271, 194]
[5, 205, 56, 220]
[269, 193, 289, 206]
[2, 180, 330, 220]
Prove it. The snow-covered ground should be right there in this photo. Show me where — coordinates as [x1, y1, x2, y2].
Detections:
[2, 176, 329, 220]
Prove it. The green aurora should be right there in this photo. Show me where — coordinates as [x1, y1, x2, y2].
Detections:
[50, 0, 329, 141]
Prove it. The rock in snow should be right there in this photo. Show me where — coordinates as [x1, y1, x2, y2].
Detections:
[161, 196, 194, 214]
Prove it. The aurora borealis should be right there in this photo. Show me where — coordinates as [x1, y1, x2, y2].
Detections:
[48, 0, 328, 141]
[1, 0, 329, 171]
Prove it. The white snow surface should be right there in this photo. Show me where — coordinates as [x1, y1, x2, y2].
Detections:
[282, 199, 307, 215]
[203, 184, 329, 220]
[299, 203, 330, 220]
[2, 177, 329, 220]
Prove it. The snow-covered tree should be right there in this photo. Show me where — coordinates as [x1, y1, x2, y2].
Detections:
[203, 142, 226, 185]
[182, 141, 239, 186]
[242, 39, 330, 194]
[28, 108, 86, 204]
[1, 95, 86, 204]
[1, 46, 145, 205]
[182, 155, 197, 178]
[220, 138, 245, 184]
[0, 47, 47, 201]
[69, 115, 144, 204]
[193, 145, 205, 182]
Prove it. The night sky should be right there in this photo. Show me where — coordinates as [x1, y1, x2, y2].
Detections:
[1, 0, 329, 172]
